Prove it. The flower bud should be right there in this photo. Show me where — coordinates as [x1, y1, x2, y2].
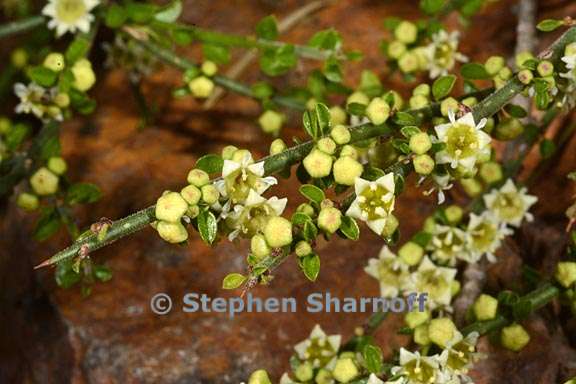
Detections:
[157, 221, 188, 243]
[473, 294, 499, 321]
[413, 154, 435, 175]
[451, 280, 461, 296]
[428, 317, 458, 348]
[306, 98, 318, 111]
[497, 66, 512, 80]
[537, 60, 554, 77]
[269, 138, 287, 155]
[566, 42, 576, 56]
[517, 69, 534, 84]
[294, 361, 314, 382]
[440, 97, 459, 117]
[346, 91, 369, 106]
[201, 60, 218, 76]
[330, 106, 347, 125]
[494, 118, 523, 141]
[409, 132, 432, 155]
[501, 324, 530, 352]
[515, 51, 534, 68]
[332, 358, 359, 383]
[399, 242, 424, 266]
[47, 156, 67, 175]
[30, 167, 59, 196]
[387, 40, 407, 59]
[264, 217, 293, 248]
[221, 145, 238, 160]
[315, 369, 333, 384]
[413, 84, 430, 97]
[258, 110, 284, 135]
[251, 234, 271, 259]
[156, 192, 188, 222]
[413, 47, 430, 70]
[398, 51, 419, 73]
[414, 324, 431, 346]
[479, 162, 503, 184]
[395, 21, 418, 44]
[423, 217, 436, 233]
[330, 124, 351, 145]
[445, 205, 463, 224]
[16, 192, 39, 211]
[333, 156, 363, 186]
[187, 205, 200, 219]
[555, 262, 576, 288]
[180, 185, 202, 205]
[72, 59, 96, 92]
[340, 145, 358, 159]
[462, 96, 477, 107]
[317, 137, 337, 155]
[405, 310, 430, 329]
[484, 56, 505, 76]
[248, 370, 271, 384]
[409, 94, 428, 109]
[366, 97, 390, 125]
[295, 241, 312, 257]
[201, 184, 219, 205]
[11, 48, 28, 68]
[0, 117, 11, 134]
[188, 76, 214, 98]
[460, 178, 483, 197]
[381, 214, 399, 238]
[54, 93, 70, 108]
[232, 149, 252, 163]
[297, 203, 315, 217]
[187, 169, 209, 187]
[303, 149, 333, 179]
[43, 53, 65, 72]
[318, 206, 342, 234]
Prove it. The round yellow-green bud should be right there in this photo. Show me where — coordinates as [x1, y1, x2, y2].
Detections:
[462, 97, 477, 107]
[460, 178, 483, 197]
[264, 217, 293, 248]
[542, 75, 556, 88]
[265, 138, 286, 156]
[381, 214, 399, 237]
[221, 145, 238, 160]
[387, 40, 407, 59]
[330, 106, 347, 125]
[315, 369, 333, 384]
[231, 149, 252, 163]
[562, 379, 576, 384]
[537, 60, 554, 77]
[398, 51, 419, 73]
[30, 167, 59, 196]
[332, 358, 359, 383]
[306, 98, 318, 111]
[187, 205, 200, 219]
[47, 156, 67, 175]
[484, 55, 505, 76]
[180, 185, 202, 205]
[54, 93, 70, 108]
[294, 361, 314, 382]
[395, 21, 418, 44]
[497, 67, 512, 81]
[188, 76, 214, 98]
[318, 207, 342, 234]
[330, 124, 351, 145]
[43, 53, 65, 72]
[366, 97, 390, 125]
[317, 137, 337, 155]
[155, 191, 188, 222]
[201, 184, 219, 205]
[251, 234, 271, 259]
[501, 323, 531, 352]
[187, 169, 210, 187]
[157, 221, 188, 243]
[479, 162, 503, 184]
[423, 216, 436, 233]
[201, 60, 218, 76]
[258, 110, 284, 135]
[346, 91, 369, 106]
[340, 145, 358, 160]
[413, 154, 435, 175]
[440, 97, 459, 117]
[413, 83, 430, 97]
[0, 117, 11, 135]
[16, 192, 39, 211]
[405, 310, 430, 329]
[451, 280, 461, 296]
[515, 51, 534, 68]
[518, 69, 534, 85]
[473, 294, 499, 321]
[493, 76, 507, 89]
[409, 132, 432, 155]
[11, 48, 28, 68]
[71, 59, 96, 92]
[428, 317, 458, 348]
[333, 156, 363, 186]
[409, 94, 428, 109]
[303, 149, 333, 179]
[295, 240, 313, 257]
[399, 242, 424, 266]
[248, 370, 272, 384]
[555, 262, 576, 288]
[413, 47, 430, 70]
[445, 205, 463, 224]
[414, 324, 431, 346]
[297, 203, 315, 217]
[494, 118, 523, 141]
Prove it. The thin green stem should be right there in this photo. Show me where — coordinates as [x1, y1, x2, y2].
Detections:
[0, 15, 44, 39]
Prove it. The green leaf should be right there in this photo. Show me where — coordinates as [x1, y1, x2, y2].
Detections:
[33, 207, 62, 241]
[420, 0, 445, 15]
[504, 104, 528, 118]
[69, 89, 96, 115]
[382, 17, 401, 31]
[105, 3, 127, 28]
[323, 58, 343, 83]
[197, 209, 217, 244]
[299, 184, 325, 204]
[55, 261, 81, 288]
[27, 66, 57, 87]
[412, 231, 432, 247]
[400, 125, 421, 138]
[339, 216, 360, 241]
[260, 45, 297, 76]
[346, 102, 366, 116]
[173, 28, 194, 45]
[202, 44, 230, 64]
[361, 166, 385, 181]
[539, 139, 556, 159]
[125, 2, 158, 23]
[195, 154, 224, 174]
[308, 29, 341, 50]
[392, 111, 420, 126]
[302, 254, 320, 281]
[251, 82, 274, 99]
[66, 183, 102, 205]
[459, 0, 483, 17]
[155, 0, 182, 22]
[460, 63, 490, 80]
[5, 123, 30, 151]
[65, 37, 90, 63]
[222, 273, 247, 289]
[255, 15, 278, 40]
[302, 103, 331, 139]
[292, 212, 312, 226]
[363, 344, 384, 374]
[94, 265, 113, 282]
[432, 75, 457, 101]
[536, 19, 564, 32]
[302, 220, 318, 242]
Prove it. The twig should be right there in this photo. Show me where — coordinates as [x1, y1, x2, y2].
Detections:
[0, 15, 43, 39]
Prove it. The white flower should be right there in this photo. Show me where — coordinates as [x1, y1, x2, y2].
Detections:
[440, 331, 483, 382]
[559, 53, 576, 108]
[43, 0, 99, 37]
[365, 246, 410, 298]
[391, 348, 445, 384]
[422, 173, 454, 204]
[483, 179, 537, 227]
[403, 256, 457, 310]
[293, 324, 341, 369]
[425, 30, 468, 78]
[464, 212, 512, 263]
[434, 112, 491, 173]
[428, 224, 468, 266]
[346, 174, 396, 236]
[279, 373, 297, 384]
[367, 373, 386, 384]
[14, 82, 46, 118]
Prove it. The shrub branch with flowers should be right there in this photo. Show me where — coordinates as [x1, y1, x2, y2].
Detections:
[2, 0, 576, 382]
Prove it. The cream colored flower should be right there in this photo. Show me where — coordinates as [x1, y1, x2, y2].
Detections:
[43, 0, 99, 37]
[403, 256, 457, 310]
[365, 246, 410, 298]
[391, 348, 445, 384]
[483, 179, 537, 227]
[428, 224, 468, 266]
[293, 325, 341, 369]
[464, 212, 512, 263]
[441, 331, 482, 379]
[346, 174, 396, 236]
[425, 30, 468, 78]
[14, 82, 46, 119]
